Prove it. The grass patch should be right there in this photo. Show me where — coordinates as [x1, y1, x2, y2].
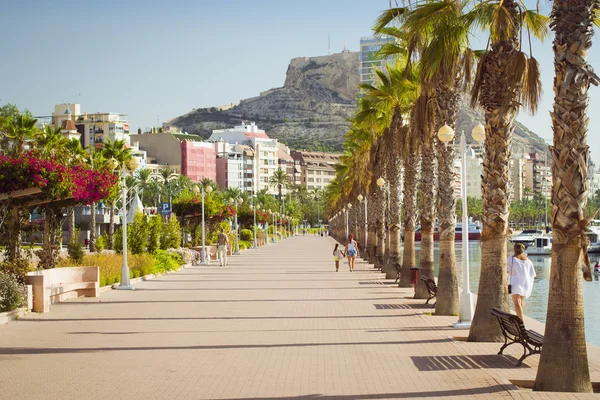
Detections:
[57, 250, 183, 287]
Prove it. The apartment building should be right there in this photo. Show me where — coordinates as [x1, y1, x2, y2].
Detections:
[132, 131, 216, 182]
[359, 35, 396, 86]
[208, 122, 279, 194]
[291, 151, 340, 191]
[524, 152, 551, 198]
[214, 140, 243, 191]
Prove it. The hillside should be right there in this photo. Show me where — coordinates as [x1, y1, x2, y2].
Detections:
[168, 51, 549, 154]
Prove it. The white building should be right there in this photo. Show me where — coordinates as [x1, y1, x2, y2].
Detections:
[359, 35, 396, 86]
[52, 103, 130, 148]
[208, 122, 279, 195]
[214, 140, 244, 191]
[453, 150, 483, 199]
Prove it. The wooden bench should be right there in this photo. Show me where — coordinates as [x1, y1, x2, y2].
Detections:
[26, 266, 100, 313]
[491, 307, 544, 366]
[394, 263, 402, 283]
[420, 276, 437, 307]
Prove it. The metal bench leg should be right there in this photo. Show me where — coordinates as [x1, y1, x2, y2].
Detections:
[516, 346, 529, 367]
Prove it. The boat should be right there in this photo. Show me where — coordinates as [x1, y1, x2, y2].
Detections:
[510, 229, 544, 247]
[526, 235, 552, 256]
[413, 222, 481, 241]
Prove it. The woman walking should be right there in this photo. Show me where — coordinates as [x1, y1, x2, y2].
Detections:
[507, 243, 536, 322]
[346, 234, 359, 272]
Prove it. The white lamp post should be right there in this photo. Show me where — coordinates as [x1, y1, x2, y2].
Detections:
[347, 202, 353, 238]
[358, 194, 367, 256]
[252, 197, 258, 249]
[115, 157, 139, 290]
[194, 184, 213, 265]
[437, 123, 485, 328]
[231, 197, 242, 255]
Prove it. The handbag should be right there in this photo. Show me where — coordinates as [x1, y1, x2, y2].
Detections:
[508, 257, 513, 294]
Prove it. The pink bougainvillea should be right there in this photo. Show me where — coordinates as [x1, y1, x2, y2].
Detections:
[0, 153, 118, 205]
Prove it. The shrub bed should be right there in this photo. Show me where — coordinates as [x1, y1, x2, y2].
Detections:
[57, 250, 184, 287]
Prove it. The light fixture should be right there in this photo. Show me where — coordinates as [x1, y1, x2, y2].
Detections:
[376, 177, 385, 187]
[128, 157, 140, 170]
[348, 203, 352, 209]
[357, 194, 363, 201]
[193, 185, 200, 194]
[205, 185, 213, 194]
[437, 123, 455, 144]
[472, 123, 486, 143]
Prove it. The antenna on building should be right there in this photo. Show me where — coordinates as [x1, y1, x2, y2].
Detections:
[328, 32, 331, 55]
[65, 93, 81, 104]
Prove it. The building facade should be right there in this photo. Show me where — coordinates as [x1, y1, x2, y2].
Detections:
[291, 151, 340, 191]
[359, 35, 396, 86]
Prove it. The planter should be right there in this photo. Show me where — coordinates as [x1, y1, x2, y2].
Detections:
[0, 307, 28, 324]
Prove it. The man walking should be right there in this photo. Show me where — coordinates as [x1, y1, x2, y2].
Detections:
[217, 228, 229, 266]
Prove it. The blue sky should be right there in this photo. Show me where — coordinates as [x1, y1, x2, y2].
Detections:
[1, 0, 599, 159]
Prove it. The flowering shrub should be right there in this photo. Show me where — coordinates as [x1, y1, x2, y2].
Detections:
[0, 153, 118, 204]
[0, 271, 26, 312]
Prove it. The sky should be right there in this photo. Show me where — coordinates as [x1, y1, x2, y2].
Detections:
[1, 0, 600, 160]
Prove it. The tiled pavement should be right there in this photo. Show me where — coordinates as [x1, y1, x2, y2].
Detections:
[1, 236, 599, 399]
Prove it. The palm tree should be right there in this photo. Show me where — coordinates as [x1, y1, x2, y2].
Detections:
[64, 139, 88, 245]
[36, 125, 67, 159]
[3, 113, 38, 156]
[135, 168, 152, 205]
[533, 0, 598, 393]
[269, 168, 289, 206]
[101, 139, 131, 249]
[158, 168, 177, 204]
[468, 0, 548, 342]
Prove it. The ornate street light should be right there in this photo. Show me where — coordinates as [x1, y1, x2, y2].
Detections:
[194, 184, 212, 264]
[437, 123, 485, 328]
[115, 157, 139, 290]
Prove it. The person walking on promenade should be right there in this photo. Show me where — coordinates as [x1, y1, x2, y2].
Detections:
[333, 243, 345, 272]
[217, 228, 229, 267]
[507, 243, 536, 322]
[346, 234, 359, 272]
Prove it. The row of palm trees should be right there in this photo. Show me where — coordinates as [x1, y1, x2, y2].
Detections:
[326, 0, 598, 392]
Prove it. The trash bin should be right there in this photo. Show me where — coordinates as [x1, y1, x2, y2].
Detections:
[410, 268, 420, 285]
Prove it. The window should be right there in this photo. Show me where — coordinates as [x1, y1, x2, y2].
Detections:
[316, 171, 322, 175]
[316, 178, 321, 183]
[308, 185, 314, 189]
[308, 178, 314, 182]
[264, 159, 268, 165]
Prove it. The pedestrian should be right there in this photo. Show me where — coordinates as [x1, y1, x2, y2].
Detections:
[594, 261, 600, 274]
[346, 234, 359, 272]
[217, 228, 229, 267]
[333, 243, 345, 272]
[507, 243, 536, 322]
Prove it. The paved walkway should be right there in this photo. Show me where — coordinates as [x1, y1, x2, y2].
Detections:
[1, 236, 599, 399]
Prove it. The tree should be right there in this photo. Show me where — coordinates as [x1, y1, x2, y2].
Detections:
[468, 0, 548, 342]
[534, 0, 598, 392]
[64, 139, 88, 245]
[102, 139, 131, 250]
[3, 113, 38, 156]
[269, 169, 289, 209]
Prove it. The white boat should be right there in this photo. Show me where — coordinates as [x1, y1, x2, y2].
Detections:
[510, 229, 544, 247]
[526, 235, 552, 256]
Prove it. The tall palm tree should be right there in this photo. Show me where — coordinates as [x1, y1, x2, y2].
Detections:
[468, 0, 548, 341]
[534, 0, 598, 393]
[269, 168, 289, 207]
[102, 139, 131, 250]
[136, 168, 153, 205]
[36, 125, 67, 159]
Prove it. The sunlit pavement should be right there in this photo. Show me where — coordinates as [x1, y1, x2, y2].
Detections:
[0, 236, 599, 399]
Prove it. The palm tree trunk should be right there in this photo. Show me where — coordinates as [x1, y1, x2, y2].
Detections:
[68, 207, 75, 244]
[434, 85, 459, 316]
[108, 202, 115, 250]
[533, 0, 596, 392]
[374, 141, 386, 270]
[386, 115, 404, 280]
[415, 137, 436, 299]
[468, 0, 520, 342]
[367, 194, 376, 264]
[400, 149, 419, 287]
[89, 203, 96, 252]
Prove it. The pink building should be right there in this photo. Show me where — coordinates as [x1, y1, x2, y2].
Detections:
[181, 140, 216, 182]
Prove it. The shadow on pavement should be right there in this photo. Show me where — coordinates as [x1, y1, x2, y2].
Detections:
[411, 354, 527, 370]
[0, 338, 454, 355]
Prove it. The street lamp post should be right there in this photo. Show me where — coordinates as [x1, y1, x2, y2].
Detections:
[357, 194, 366, 255]
[347, 203, 353, 238]
[438, 123, 485, 328]
[194, 184, 213, 265]
[231, 197, 243, 255]
[115, 157, 139, 290]
[252, 197, 258, 248]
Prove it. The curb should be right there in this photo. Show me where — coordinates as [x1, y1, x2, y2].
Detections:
[0, 307, 28, 324]
[110, 263, 191, 290]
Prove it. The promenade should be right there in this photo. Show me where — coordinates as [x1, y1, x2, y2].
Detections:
[1, 236, 599, 399]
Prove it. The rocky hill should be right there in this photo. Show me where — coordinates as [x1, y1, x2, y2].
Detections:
[168, 51, 549, 154]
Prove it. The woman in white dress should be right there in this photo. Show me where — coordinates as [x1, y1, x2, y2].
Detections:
[507, 243, 536, 322]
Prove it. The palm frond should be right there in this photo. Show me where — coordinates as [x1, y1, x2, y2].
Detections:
[522, 9, 549, 41]
[373, 7, 409, 33]
[521, 56, 542, 114]
[376, 43, 407, 59]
